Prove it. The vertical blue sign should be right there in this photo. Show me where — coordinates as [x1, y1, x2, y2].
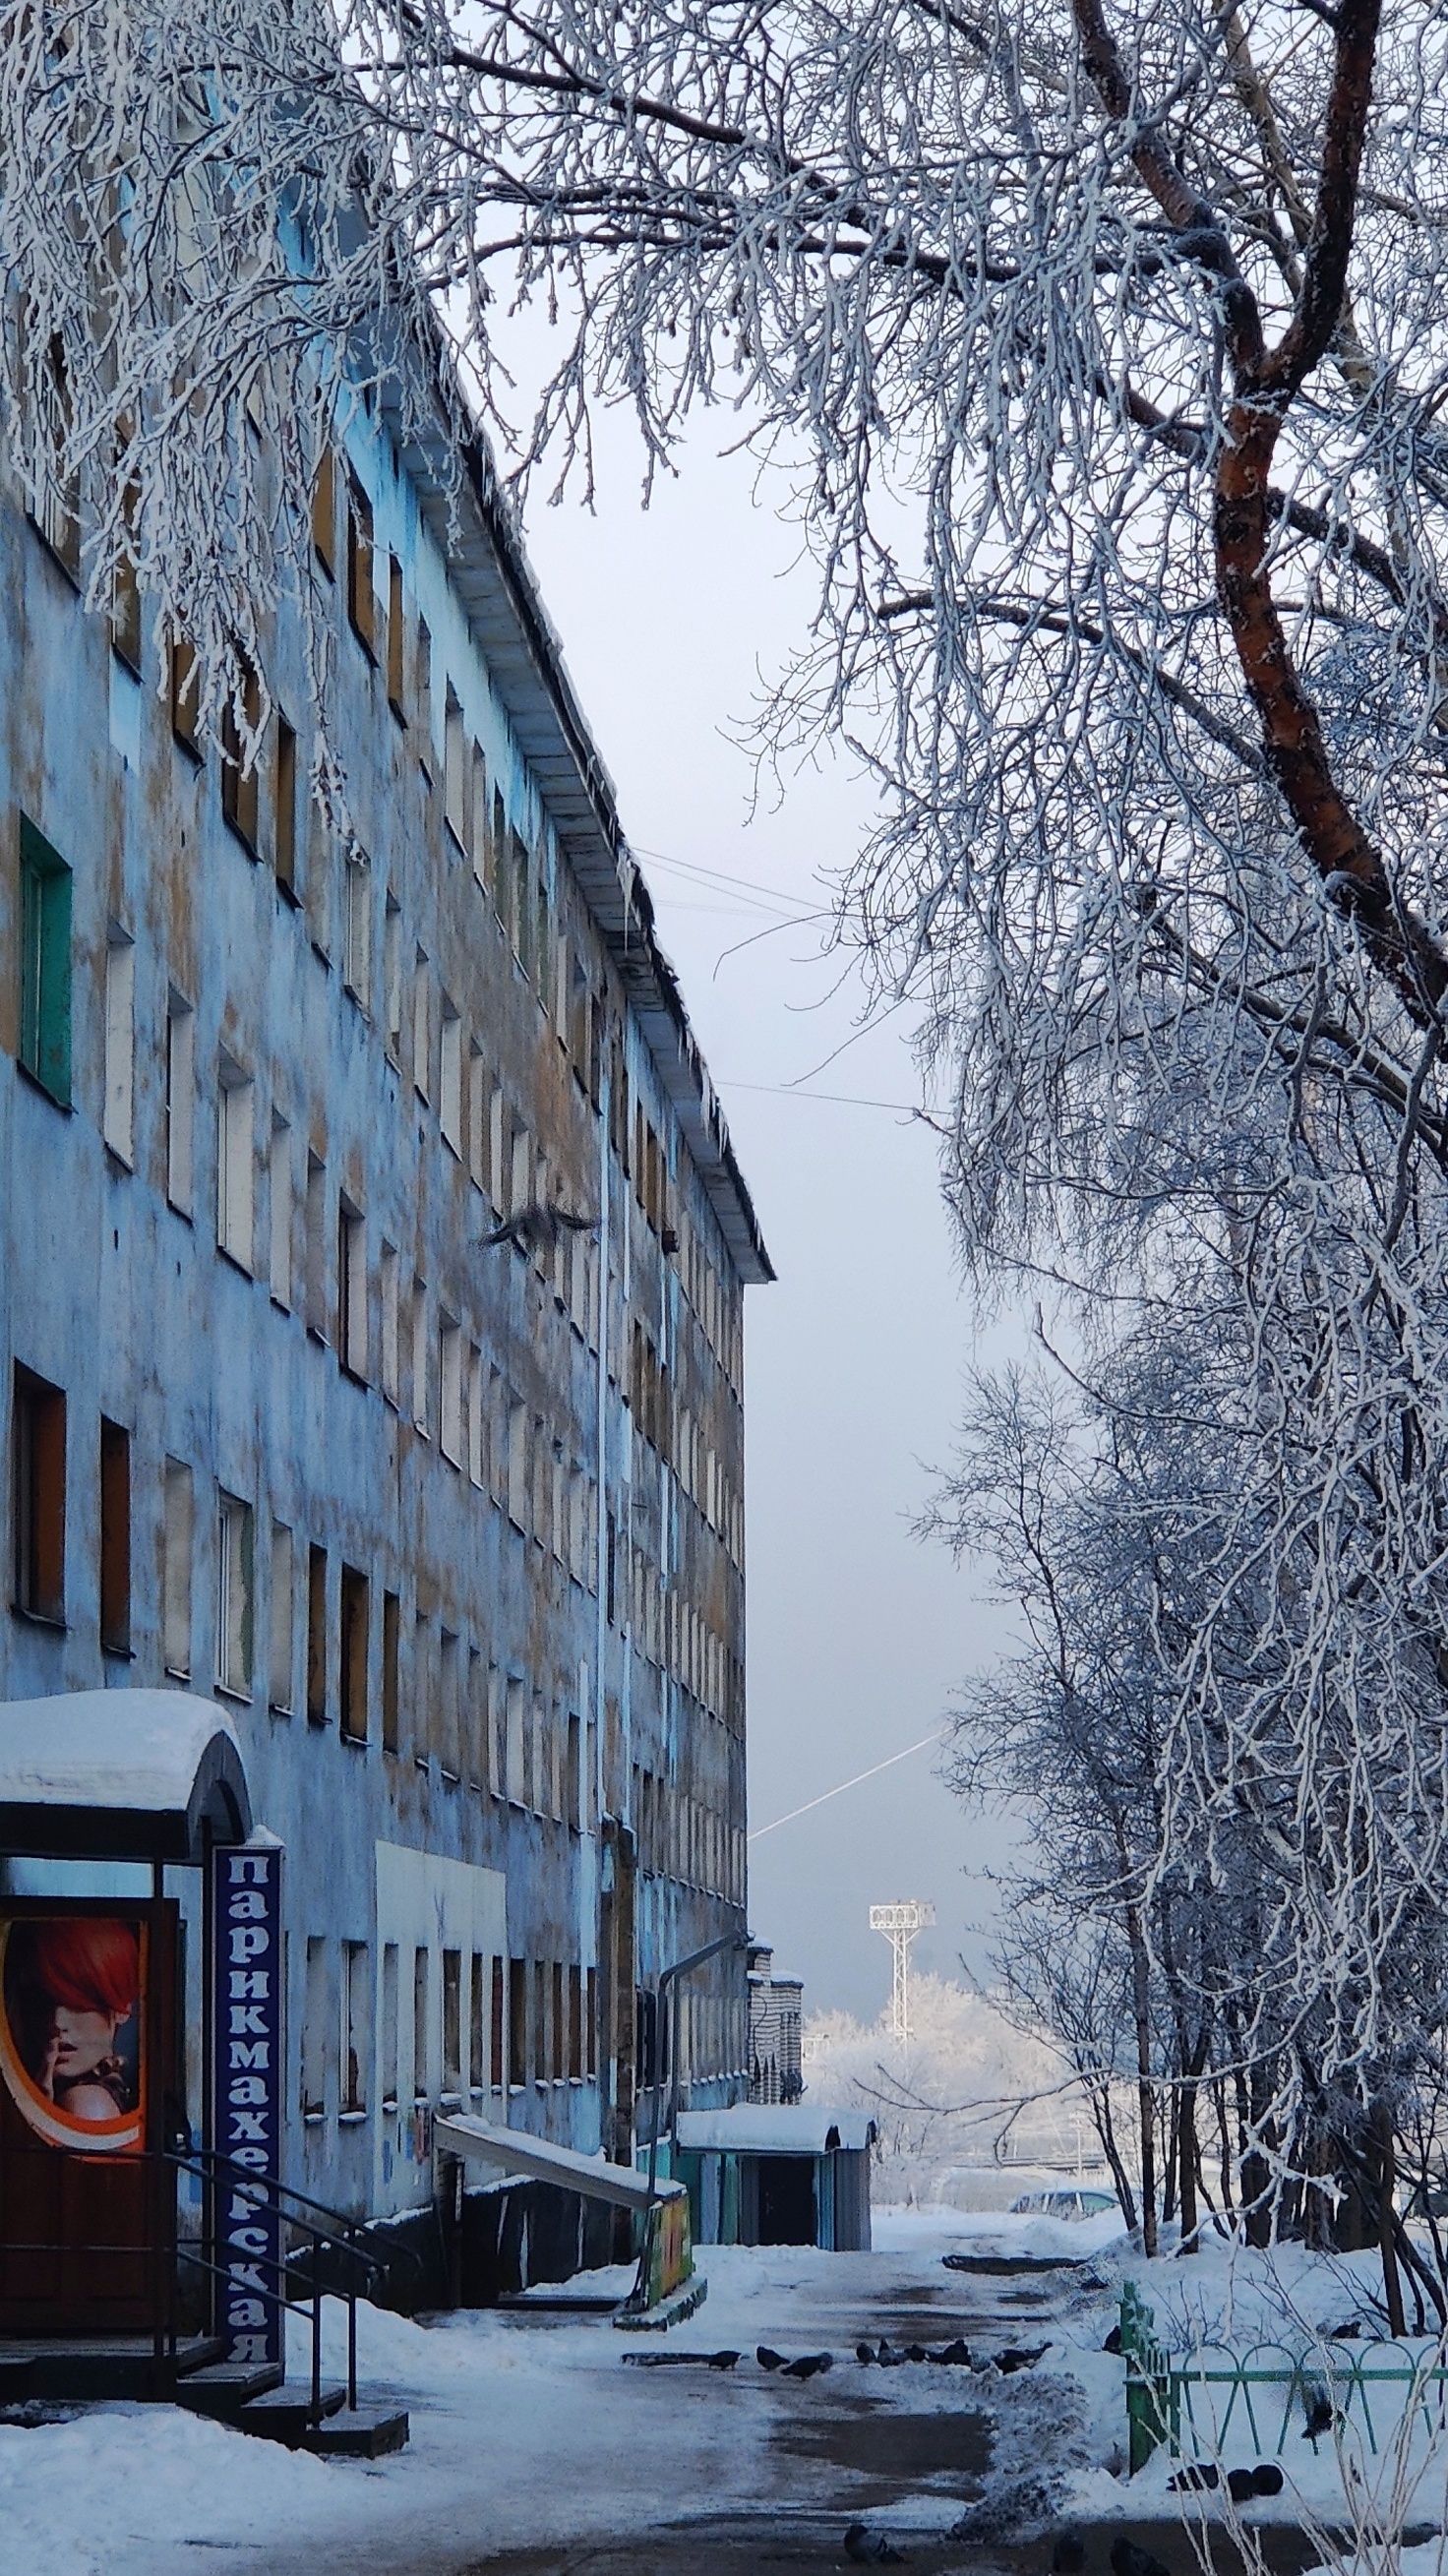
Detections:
[211, 1840, 284, 2368]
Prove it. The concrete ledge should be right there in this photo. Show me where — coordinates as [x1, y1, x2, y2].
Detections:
[614, 2275, 709, 2333]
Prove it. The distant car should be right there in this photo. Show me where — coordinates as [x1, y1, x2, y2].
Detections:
[1008, 2187, 1118, 2221]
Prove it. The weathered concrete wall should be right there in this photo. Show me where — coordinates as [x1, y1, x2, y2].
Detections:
[0, 390, 762, 2226]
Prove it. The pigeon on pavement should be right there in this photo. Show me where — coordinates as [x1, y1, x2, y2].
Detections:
[1110, 2541, 1173, 2576]
[1052, 2537, 1086, 2574]
[1226, 2467, 1257, 2503]
[756, 2346, 787, 2371]
[1168, 2463, 1219, 2491]
[844, 2523, 905, 2564]
[782, 2351, 833, 2379]
[1302, 2389, 1335, 2441]
[1253, 2463, 1285, 2496]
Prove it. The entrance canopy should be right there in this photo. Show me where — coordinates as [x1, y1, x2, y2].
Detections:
[434, 2114, 684, 2211]
[0, 1691, 251, 1862]
[676, 2106, 877, 2155]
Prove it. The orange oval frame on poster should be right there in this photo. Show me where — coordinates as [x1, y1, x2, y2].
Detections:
[0, 1917, 146, 2155]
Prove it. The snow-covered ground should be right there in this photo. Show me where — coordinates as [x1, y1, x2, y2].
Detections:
[5, 2207, 1448, 2574]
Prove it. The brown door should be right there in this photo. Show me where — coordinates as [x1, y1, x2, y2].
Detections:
[0, 1896, 177, 2334]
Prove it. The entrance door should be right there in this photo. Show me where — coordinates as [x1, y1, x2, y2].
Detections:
[0, 1897, 177, 2334]
[756, 2154, 817, 2245]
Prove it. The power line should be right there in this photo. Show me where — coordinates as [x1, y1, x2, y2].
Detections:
[748, 1729, 945, 1842]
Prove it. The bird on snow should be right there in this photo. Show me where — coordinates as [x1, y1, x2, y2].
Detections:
[782, 2351, 833, 2379]
[1226, 2467, 1257, 2503]
[934, 2338, 973, 2367]
[996, 2344, 1049, 2374]
[1252, 2464, 1284, 2496]
[844, 2524, 905, 2564]
[1110, 2541, 1173, 2576]
[482, 1200, 599, 1257]
[756, 2345, 787, 2371]
[1168, 2463, 1219, 2492]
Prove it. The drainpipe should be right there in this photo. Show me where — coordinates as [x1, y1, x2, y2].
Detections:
[644, 1930, 753, 2207]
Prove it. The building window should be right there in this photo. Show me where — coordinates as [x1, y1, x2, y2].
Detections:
[552, 1962, 565, 2081]
[344, 848, 371, 1005]
[380, 1242, 399, 1405]
[382, 1588, 400, 1754]
[439, 1626, 459, 1778]
[346, 476, 375, 655]
[162, 1457, 193, 1676]
[412, 1947, 429, 2101]
[381, 1943, 399, 2109]
[533, 1961, 547, 2085]
[305, 1152, 328, 1340]
[411, 1279, 429, 1435]
[383, 897, 402, 1063]
[339, 1562, 369, 1743]
[442, 1947, 462, 2094]
[586, 1969, 597, 2079]
[102, 931, 134, 1164]
[30, 334, 79, 573]
[12, 1363, 65, 1624]
[469, 1953, 485, 2096]
[269, 1117, 291, 1308]
[220, 657, 262, 851]
[467, 1345, 485, 1488]
[269, 1520, 293, 1712]
[306, 1542, 327, 1723]
[507, 1401, 527, 1530]
[338, 1198, 367, 1381]
[415, 618, 432, 761]
[98, 1416, 130, 1655]
[165, 990, 194, 1214]
[302, 1937, 328, 2119]
[444, 691, 466, 849]
[439, 1003, 461, 1154]
[412, 950, 430, 1100]
[170, 633, 201, 755]
[490, 1956, 505, 2089]
[470, 744, 490, 893]
[569, 1964, 583, 2079]
[312, 447, 336, 577]
[216, 1057, 255, 1272]
[341, 1942, 369, 2116]
[467, 1048, 486, 1192]
[509, 1959, 526, 2092]
[506, 1677, 525, 1807]
[274, 715, 298, 898]
[19, 816, 72, 1108]
[439, 1317, 462, 1467]
[387, 553, 405, 719]
[216, 1490, 254, 1697]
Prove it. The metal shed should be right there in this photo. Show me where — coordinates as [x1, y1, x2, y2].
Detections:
[673, 2105, 875, 2251]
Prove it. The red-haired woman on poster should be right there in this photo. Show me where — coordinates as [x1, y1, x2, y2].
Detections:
[6, 1919, 140, 2123]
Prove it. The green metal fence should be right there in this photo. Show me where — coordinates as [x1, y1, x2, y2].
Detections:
[1119, 2289, 1448, 2475]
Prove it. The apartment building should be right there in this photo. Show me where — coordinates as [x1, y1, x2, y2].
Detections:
[0, 363, 770, 2259]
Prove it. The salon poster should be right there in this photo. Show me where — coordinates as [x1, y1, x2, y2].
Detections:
[0, 1911, 147, 2154]
[210, 1841, 284, 2366]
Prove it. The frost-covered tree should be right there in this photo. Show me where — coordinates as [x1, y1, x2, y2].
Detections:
[16, 0, 1448, 2299]
[937, 1339, 1448, 2320]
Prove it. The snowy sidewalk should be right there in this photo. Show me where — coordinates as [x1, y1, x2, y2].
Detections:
[0, 2209, 1115, 2576]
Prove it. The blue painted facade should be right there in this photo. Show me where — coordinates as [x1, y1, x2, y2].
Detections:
[0, 385, 768, 2228]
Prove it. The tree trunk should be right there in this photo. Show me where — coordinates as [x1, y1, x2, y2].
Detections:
[1374, 2102, 1408, 2336]
[1126, 1905, 1158, 2255]
[1178, 2082, 1200, 2252]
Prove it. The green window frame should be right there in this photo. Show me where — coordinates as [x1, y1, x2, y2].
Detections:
[19, 815, 72, 1107]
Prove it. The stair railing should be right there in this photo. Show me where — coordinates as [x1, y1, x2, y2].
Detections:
[167, 2139, 422, 2425]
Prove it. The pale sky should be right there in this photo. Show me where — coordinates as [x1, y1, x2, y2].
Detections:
[517, 404, 1026, 2021]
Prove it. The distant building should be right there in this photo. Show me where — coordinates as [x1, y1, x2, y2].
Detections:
[748, 1943, 803, 2106]
[0, 321, 770, 2338]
